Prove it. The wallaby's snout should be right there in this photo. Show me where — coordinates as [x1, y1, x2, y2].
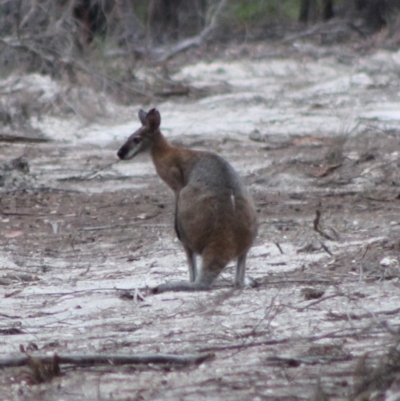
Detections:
[117, 145, 128, 160]
[117, 135, 142, 160]
[117, 108, 258, 293]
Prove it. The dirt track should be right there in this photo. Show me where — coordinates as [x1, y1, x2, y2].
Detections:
[1, 43, 400, 400]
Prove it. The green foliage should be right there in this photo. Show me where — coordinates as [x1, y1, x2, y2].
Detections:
[232, 0, 300, 24]
[132, 2, 148, 23]
[233, 1, 266, 23]
[280, 1, 300, 21]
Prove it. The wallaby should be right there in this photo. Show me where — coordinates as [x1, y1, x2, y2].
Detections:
[117, 108, 258, 293]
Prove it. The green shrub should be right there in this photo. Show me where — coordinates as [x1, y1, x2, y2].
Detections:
[232, 0, 300, 24]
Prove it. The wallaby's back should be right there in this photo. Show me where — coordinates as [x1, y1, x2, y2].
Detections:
[177, 152, 257, 258]
[117, 108, 257, 292]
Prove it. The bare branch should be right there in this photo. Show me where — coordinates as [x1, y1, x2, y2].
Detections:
[156, 0, 228, 62]
[0, 352, 214, 369]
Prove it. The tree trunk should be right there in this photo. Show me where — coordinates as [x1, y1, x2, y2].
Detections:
[363, 0, 386, 31]
[298, 0, 319, 23]
[146, 0, 207, 44]
[147, 0, 183, 44]
[322, 0, 334, 20]
[299, 0, 311, 22]
[72, 0, 115, 45]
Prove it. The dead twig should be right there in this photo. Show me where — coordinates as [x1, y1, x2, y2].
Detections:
[313, 163, 342, 178]
[319, 241, 333, 256]
[274, 242, 284, 254]
[0, 352, 214, 369]
[313, 210, 336, 241]
[295, 292, 345, 312]
[0, 312, 22, 319]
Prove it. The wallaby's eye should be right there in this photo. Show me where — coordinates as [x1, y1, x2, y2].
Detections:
[133, 137, 141, 144]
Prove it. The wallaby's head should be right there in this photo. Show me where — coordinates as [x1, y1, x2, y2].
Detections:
[117, 108, 161, 160]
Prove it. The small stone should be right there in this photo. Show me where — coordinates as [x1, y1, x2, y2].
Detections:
[380, 257, 398, 268]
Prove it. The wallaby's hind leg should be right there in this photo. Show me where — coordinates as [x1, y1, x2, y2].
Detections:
[235, 254, 246, 288]
[183, 245, 196, 282]
[152, 245, 229, 293]
[235, 253, 257, 288]
[152, 269, 217, 293]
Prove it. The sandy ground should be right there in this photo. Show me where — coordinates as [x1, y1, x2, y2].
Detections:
[1, 42, 400, 400]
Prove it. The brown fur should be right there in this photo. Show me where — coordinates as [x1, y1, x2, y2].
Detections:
[117, 109, 258, 292]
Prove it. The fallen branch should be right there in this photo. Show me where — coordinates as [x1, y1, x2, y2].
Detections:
[264, 354, 352, 367]
[1, 187, 82, 195]
[156, 0, 228, 62]
[0, 133, 50, 143]
[0, 352, 214, 369]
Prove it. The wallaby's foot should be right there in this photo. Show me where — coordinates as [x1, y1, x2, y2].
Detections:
[152, 280, 211, 294]
[234, 276, 259, 289]
[245, 276, 259, 288]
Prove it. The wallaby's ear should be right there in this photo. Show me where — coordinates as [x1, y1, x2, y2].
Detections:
[138, 109, 147, 125]
[146, 108, 161, 131]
